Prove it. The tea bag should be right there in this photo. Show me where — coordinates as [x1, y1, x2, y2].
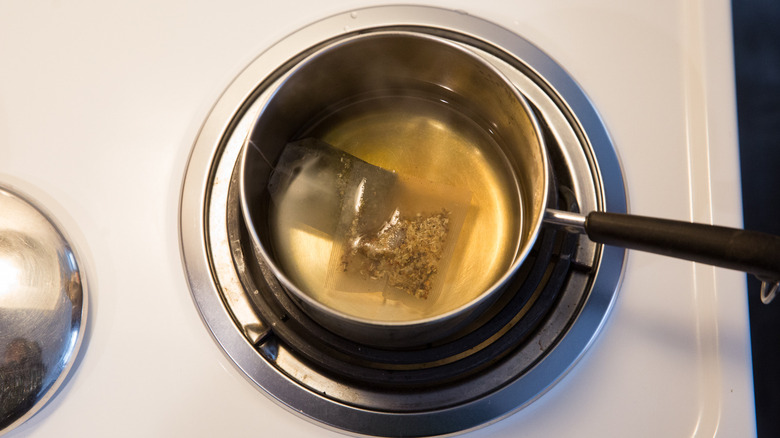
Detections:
[267, 138, 397, 236]
[327, 173, 471, 301]
[324, 158, 471, 302]
[268, 137, 471, 302]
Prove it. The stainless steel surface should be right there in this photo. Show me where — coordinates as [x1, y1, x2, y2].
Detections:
[238, 31, 549, 347]
[0, 186, 87, 435]
[180, 5, 627, 436]
[544, 209, 587, 230]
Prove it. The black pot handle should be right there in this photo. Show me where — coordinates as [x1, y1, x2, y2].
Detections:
[545, 209, 780, 303]
[586, 211, 780, 303]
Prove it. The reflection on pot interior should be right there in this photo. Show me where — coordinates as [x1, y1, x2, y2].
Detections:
[268, 92, 523, 322]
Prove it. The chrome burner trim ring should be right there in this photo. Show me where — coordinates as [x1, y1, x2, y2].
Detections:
[180, 5, 626, 436]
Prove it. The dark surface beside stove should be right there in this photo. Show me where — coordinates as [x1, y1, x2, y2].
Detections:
[732, 0, 780, 436]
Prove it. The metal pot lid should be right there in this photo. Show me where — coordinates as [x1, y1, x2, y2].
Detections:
[0, 186, 87, 434]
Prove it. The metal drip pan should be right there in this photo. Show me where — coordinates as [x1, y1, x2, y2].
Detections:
[0, 186, 87, 435]
[180, 6, 626, 436]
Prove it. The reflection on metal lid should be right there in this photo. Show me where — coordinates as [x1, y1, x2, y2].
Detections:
[0, 186, 87, 434]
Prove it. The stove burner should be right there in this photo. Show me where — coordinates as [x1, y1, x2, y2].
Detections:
[180, 6, 627, 436]
[231, 159, 581, 393]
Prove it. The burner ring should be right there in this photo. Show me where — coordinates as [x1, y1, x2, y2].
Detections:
[230, 164, 577, 389]
[180, 6, 626, 436]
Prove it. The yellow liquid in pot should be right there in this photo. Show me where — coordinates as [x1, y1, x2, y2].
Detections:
[269, 95, 523, 322]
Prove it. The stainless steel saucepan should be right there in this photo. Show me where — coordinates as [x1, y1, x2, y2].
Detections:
[239, 31, 780, 349]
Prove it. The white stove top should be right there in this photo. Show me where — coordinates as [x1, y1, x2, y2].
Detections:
[0, 0, 754, 436]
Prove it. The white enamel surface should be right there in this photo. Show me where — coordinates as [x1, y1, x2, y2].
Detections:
[0, 0, 753, 437]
